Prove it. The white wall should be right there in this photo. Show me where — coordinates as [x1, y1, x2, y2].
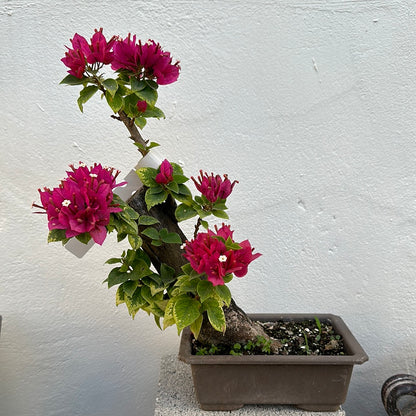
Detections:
[1, 1, 415, 415]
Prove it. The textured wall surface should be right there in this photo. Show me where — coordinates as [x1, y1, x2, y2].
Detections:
[1, 1, 415, 415]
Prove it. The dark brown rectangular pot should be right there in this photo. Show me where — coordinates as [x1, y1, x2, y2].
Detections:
[178, 313, 368, 412]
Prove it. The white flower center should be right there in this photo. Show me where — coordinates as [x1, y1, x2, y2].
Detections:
[218, 255, 227, 262]
[62, 200, 71, 207]
[89, 173, 98, 178]
[180, 243, 186, 250]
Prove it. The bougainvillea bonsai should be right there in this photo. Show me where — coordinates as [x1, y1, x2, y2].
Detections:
[33, 28, 272, 348]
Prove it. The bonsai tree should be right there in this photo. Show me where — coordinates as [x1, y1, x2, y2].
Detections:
[34, 29, 275, 349]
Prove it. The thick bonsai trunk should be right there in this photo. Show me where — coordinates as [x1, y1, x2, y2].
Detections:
[128, 187, 277, 349]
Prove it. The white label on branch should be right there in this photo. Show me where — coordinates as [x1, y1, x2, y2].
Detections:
[64, 152, 162, 258]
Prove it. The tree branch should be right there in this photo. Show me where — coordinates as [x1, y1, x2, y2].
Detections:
[116, 110, 148, 156]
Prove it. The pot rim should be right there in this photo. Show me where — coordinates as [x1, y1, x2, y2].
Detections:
[179, 313, 369, 366]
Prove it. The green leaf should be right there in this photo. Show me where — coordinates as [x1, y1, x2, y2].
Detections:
[225, 237, 242, 251]
[200, 219, 209, 229]
[135, 86, 158, 106]
[212, 210, 229, 219]
[134, 116, 147, 129]
[154, 315, 162, 329]
[159, 229, 182, 244]
[117, 232, 127, 242]
[141, 285, 153, 304]
[160, 263, 176, 285]
[147, 141, 160, 150]
[145, 188, 168, 209]
[77, 85, 99, 112]
[177, 276, 199, 294]
[173, 297, 201, 333]
[171, 163, 184, 175]
[105, 89, 123, 113]
[149, 282, 165, 297]
[171, 192, 192, 204]
[172, 174, 188, 184]
[145, 80, 159, 90]
[197, 280, 215, 304]
[120, 204, 140, 220]
[215, 284, 232, 307]
[171, 184, 193, 204]
[223, 274, 233, 284]
[124, 249, 137, 266]
[203, 298, 226, 333]
[128, 234, 143, 250]
[136, 167, 157, 187]
[142, 273, 162, 287]
[165, 181, 179, 193]
[122, 280, 138, 297]
[138, 215, 160, 226]
[130, 259, 153, 280]
[163, 299, 176, 329]
[130, 77, 146, 92]
[105, 257, 122, 264]
[175, 204, 197, 222]
[141, 227, 160, 240]
[106, 267, 129, 288]
[143, 105, 165, 119]
[126, 287, 147, 317]
[117, 220, 138, 236]
[102, 78, 118, 96]
[189, 314, 204, 340]
[181, 264, 194, 275]
[116, 285, 125, 306]
[123, 93, 141, 117]
[213, 201, 228, 210]
[60, 74, 90, 85]
[75, 233, 91, 244]
[47, 229, 67, 243]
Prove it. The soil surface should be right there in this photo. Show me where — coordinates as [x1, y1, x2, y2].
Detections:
[192, 318, 346, 356]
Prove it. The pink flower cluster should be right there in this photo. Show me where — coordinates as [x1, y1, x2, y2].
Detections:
[35, 163, 126, 245]
[61, 29, 180, 85]
[62, 28, 116, 78]
[111, 35, 180, 85]
[183, 224, 261, 286]
[155, 159, 174, 184]
[192, 171, 238, 203]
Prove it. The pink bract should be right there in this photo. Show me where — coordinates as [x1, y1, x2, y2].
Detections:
[155, 159, 174, 184]
[183, 224, 261, 286]
[139, 40, 180, 85]
[84, 28, 116, 65]
[62, 29, 116, 78]
[111, 33, 140, 72]
[37, 163, 126, 245]
[112, 36, 180, 85]
[191, 171, 238, 203]
[61, 37, 87, 79]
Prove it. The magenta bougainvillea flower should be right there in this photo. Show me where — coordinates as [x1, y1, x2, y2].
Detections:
[155, 159, 174, 184]
[35, 163, 126, 245]
[83, 28, 116, 65]
[61, 29, 116, 78]
[61, 37, 87, 78]
[136, 100, 147, 113]
[191, 171, 238, 203]
[111, 33, 139, 73]
[138, 40, 180, 85]
[112, 36, 180, 85]
[183, 224, 261, 286]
